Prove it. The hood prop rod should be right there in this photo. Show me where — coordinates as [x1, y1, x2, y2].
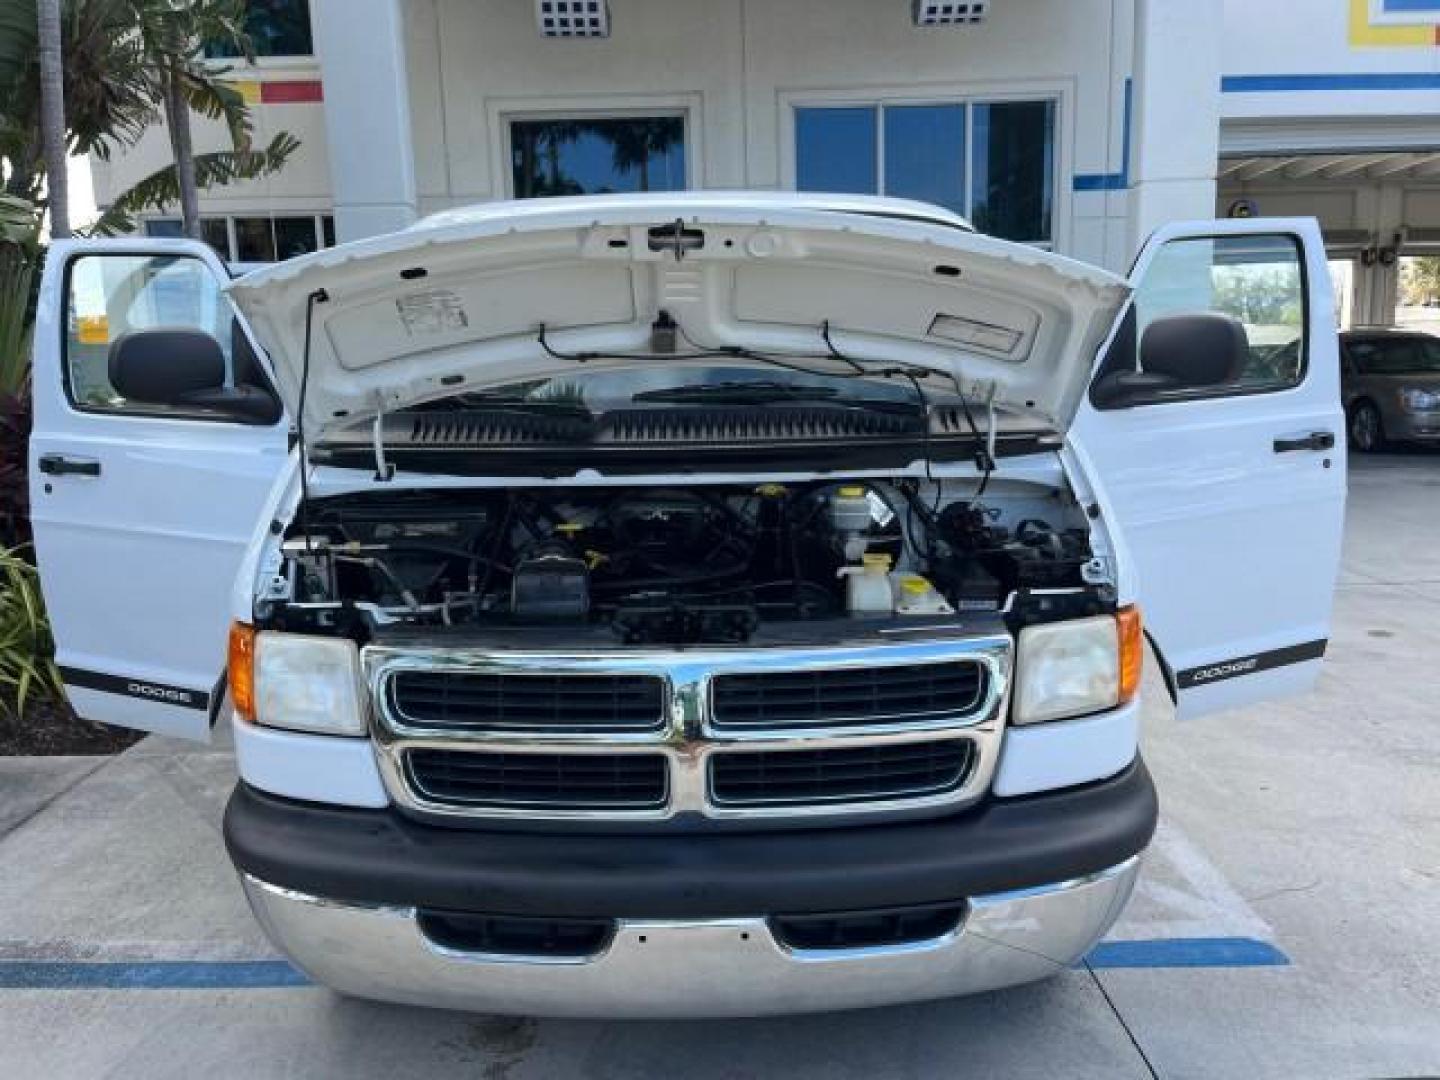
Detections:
[371, 395, 395, 482]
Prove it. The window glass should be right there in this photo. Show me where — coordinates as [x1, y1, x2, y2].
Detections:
[1350, 337, 1440, 375]
[233, 217, 276, 263]
[796, 107, 878, 196]
[231, 216, 319, 262]
[65, 255, 231, 413]
[143, 219, 183, 238]
[321, 215, 336, 248]
[1396, 254, 1440, 337]
[201, 218, 231, 259]
[883, 105, 965, 215]
[793, 100, 1054, 242]
[273, 216, 320, 259]
[510, 116, 686, 198]
[206, 0, 313, 58]
[971, 101, 1054, 243]
[1135, 233, 1306, 392]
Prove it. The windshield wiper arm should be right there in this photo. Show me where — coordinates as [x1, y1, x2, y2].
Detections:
[633, 380, 842, 404]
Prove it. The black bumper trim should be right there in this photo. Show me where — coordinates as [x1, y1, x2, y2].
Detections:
[224, 759, 1157, 919]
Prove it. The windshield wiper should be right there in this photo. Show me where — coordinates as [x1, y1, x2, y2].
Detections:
[416, 390, 591, 417]
[633, 380, 844, 405]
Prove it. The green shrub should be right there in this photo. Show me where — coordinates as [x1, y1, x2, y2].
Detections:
[0, 545, 63, 717]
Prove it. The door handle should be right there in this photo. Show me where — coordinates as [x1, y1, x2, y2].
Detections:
[1272, 431, 1335, 454]
[38, 453, 102, 477]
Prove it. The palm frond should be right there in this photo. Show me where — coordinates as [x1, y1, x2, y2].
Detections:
[87, 131, 300, 235]
[0, 545, 64, 717]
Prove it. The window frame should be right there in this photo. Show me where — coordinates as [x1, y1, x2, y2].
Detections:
[1090, 230, 1313, 410]
[780, 81, 1070, 249]
[58, 250, 281, 427]
[491, 94, 703, 200]
[140, 213, 336, 264]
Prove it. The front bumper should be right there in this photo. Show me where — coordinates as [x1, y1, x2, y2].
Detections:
[226, 759, 1156, 1017]
[241, 857, 1140, 1017]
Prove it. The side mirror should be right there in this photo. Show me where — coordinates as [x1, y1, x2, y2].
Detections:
[109, 328, 281, 425]
[1091, 313, 1248, 409]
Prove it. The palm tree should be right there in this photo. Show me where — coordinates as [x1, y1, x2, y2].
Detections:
[34, 0, 67, 236]
[0, 0, 296, 235]
[129, 0, 254, 238]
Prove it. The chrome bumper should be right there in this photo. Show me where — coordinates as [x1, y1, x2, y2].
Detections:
[239, 855, 1141, 1018]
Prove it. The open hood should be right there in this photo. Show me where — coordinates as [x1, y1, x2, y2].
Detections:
[227, 193, 1130, 443]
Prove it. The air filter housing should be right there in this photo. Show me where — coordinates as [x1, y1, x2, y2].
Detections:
[535, 0, 610, 38]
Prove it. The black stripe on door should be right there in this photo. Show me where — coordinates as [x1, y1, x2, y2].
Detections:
[58, 666, 211, 711]
[1175, 639, 1327, 690]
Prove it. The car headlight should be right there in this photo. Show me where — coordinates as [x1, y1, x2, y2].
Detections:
[1013, 608, 1142, 725]
[230, 625, 367, 736]
[1400, 387, 1440, 412]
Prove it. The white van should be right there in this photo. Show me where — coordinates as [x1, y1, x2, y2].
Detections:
[29, 194, 1344, 1016]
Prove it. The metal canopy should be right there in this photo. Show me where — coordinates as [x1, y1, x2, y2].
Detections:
[1219, 151, 1440, 185]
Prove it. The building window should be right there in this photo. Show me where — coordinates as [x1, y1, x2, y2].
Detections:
[143, 214, 335, 264]
[143, 218, 184, 238]
[794, 100, 1056, 244]
[206, 0, 313, 59]
[510, 116, 686, 198]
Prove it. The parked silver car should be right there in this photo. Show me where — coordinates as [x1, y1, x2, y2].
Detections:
[1341, 329, 1440, 452]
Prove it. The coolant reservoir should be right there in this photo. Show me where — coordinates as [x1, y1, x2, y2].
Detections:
[837, 553, 894, 614]
[891, 573, 955, 616]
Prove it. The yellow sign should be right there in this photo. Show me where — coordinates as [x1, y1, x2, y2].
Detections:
[75, 314, 110, 345]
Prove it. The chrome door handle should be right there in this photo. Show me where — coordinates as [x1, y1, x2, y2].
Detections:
[38, 453, 101, 477]
[1273, 431, 1335, 454]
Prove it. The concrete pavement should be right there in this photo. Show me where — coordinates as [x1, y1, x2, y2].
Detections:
[1, 452, 1436, 1078]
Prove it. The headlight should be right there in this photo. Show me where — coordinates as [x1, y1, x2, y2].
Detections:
[1013, 608, 1142, 725]
[249, 630, 367, 736]
[1400, 387, 1440, 411]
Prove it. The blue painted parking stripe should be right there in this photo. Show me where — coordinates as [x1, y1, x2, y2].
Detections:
[0, 960, 310, 989]
[0, 937, 1288, 989]
[1086, 937, 1289, 969]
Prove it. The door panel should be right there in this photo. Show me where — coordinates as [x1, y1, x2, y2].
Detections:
[1070, 218, 1345, 720]
[29, 240, 289, 740]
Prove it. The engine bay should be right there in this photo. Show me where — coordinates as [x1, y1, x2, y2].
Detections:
[256, 479, 1114, 645]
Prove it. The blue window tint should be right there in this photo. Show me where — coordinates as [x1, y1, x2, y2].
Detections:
[795, 107, 878, 195]
[205, 0, 313, 58]
[971, 101, 1055, 242]
[883, 105, 965, 215]
[511, 117, 686, 198]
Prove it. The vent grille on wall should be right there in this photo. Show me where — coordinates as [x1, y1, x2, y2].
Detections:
[912, 1, 989, 26]
[535, 0, 610, 38]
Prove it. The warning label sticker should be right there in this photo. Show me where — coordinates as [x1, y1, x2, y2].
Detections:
[396, 289, 469, 336]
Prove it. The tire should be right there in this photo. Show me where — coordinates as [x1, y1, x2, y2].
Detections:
[1349, 401, 1386, 453]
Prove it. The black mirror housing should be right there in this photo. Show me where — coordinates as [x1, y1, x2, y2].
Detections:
[109, 328, 226, 404]
[1140, 313, 1247, 388]
[107, 328, 281, 425]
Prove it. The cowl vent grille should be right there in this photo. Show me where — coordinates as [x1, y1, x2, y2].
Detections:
[407, 410, 593, 445]
[602, 406, 922, 444]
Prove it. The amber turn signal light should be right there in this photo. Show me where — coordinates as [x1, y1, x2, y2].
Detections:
[1116, 606, 1143, 705]
[228, 622, 257, 721]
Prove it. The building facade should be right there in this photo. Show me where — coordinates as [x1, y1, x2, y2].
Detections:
[93, 0, 1440, 328]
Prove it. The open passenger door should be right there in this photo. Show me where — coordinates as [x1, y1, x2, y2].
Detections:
[28, 240, 288, 740]
[1069, 218, 1345, 720]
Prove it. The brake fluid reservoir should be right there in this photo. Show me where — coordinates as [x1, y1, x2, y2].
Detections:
[891, 573, 955, 616]
[837, 553, 894, 614]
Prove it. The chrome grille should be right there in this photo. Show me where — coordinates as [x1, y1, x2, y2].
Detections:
[710, 661, 984, 730]
[710, 739, 975, 807]
[406, 749, 667, 811]
[367, 634, 1010, 825]
[390, 670, 665, 734]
